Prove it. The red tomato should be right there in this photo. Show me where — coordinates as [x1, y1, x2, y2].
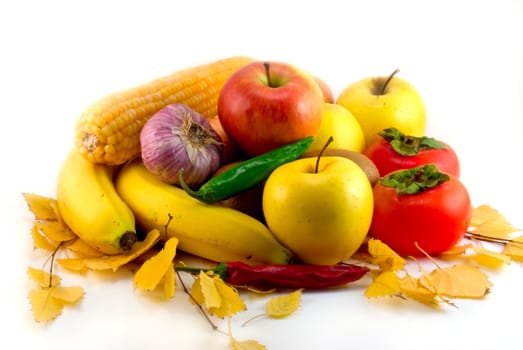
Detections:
[364, 128, 460, 177]
[369, 165, 471, 256]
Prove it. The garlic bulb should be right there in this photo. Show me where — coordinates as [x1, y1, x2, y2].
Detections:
[140, 104, 223, 186]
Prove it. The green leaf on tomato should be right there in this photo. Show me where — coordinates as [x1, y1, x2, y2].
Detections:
[380, 164, 450, 195]
[379, 127, 446, 156]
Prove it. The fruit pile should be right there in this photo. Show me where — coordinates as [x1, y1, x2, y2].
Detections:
[24, 57, 522, 333]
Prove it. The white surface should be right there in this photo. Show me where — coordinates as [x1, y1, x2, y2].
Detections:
[1, 0, 522, 349]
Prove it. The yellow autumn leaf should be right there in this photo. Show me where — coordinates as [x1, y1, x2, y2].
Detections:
[28, 288, 64, 322]
[422, 264, 491, 299]
[469, 204, 519, 239]
[469, 246, 511, 269]
[440, 243, 473, 257]
[50, 286, 84, 304]
[266, 289, 302, 319]
[28, 285, 85, 322]
[163, 264, 176, 300]
[65, 238, 105, 258]
[27, 266, 61, 287]
[399, 273, 439, 307]
[134, 237, 178, 291]
[230, 338, 267, 350]
[364, 271, 401, 298]
[502, 235, 523, 262]
[56, 258, 89, 273]
[33, 220, 76, 242]
[57, 229, 160, 272]
[31, 224, 59, 251]
[228, 316, 267, 350]
[471, 204, 507, 226]
[193, 271, 222, 309]
[367, 238, 406, 271]
[191, 272, 246, 318]
[22, 193, 58, 221]
[211, 278, 246, 317]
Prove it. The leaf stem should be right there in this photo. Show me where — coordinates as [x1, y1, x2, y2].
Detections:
[465, 231, 523, 245]
[176, 270, 218, 331]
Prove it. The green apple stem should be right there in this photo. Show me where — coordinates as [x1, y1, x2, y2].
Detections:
[264, 62, 275, 87]
[375, 68, 400, 95]
[315, 136, 334, 173]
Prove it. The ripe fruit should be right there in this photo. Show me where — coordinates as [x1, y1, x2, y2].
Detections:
[115, 159, 293, 265]
[364, 127, 461, 177]
[313, 76, 335, 103]
[336, 69, 426, 148]
[56, 150, 137, 254]
[218, 61, 324, 156]
[370, 164, 471, 256]
[262, 155, 374, 265]
[305, 103, 365, 154]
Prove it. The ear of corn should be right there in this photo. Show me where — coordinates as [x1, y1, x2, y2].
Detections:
[74, 56, 252, 165]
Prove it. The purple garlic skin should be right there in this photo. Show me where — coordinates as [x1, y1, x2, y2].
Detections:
[140, 103, 223, 186]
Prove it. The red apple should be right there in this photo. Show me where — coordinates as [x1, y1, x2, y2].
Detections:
[218, 61, 324, 156]
[313, 75, 335, 103]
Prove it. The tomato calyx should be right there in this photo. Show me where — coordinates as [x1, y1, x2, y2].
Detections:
[379, 127, 446, 156]
[380, 164, 450, 195]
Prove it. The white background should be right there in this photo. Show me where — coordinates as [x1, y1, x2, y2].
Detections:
[1, 0, 522, 349]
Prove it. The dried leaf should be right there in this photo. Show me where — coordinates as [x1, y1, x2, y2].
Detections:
[367, 238, 406, 271]
[27, 266, 84, 323]
[228, 316, 267, 350]
[57, 229, 161, 272]
[440, 243, 473, 257]
[469, 204, 519, 239]
[23, 193, 58, 221]
[364, 271, 401, 298]
[65, 238, 105, 258]
[191, 272, 246, 318]
[399, 274, 438, 306]
[196, 271, 222, 309]
[502, 235, 523, 262]
[134, 237, 178, 291]
[163, 264, 176, 300]
[50, 286, 84, 304]
[211, 278, 246, 317]
[469, 246, 511, 269]
[33, 220, 76, 242]
[31, 224, 59, 251]
[56, 258, 89, 273]
[230, 338, 267, 350]
[28, 288, 64, 322]
[422, 264, 491, 298]
[27, 266, 61, 287]
[266, 289, 302, 319]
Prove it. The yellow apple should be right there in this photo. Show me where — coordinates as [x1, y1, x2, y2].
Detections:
[262, 156, 374, 265]
[306, 103, 366, 154]
[336, 70, 426, 148]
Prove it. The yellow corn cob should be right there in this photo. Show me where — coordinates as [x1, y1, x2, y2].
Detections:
[75, 56, 252, 165]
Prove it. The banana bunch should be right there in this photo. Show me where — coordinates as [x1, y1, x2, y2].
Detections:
[114, 159, 293, 265]
[56, 150, 137, 255]
[56, 151, 293, 264]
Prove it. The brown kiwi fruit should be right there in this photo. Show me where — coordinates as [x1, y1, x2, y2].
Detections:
[301, 148, 380, 186]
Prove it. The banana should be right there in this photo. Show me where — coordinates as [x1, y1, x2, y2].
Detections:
[115, 159, 293, 265]
[56, 149, 137, 254]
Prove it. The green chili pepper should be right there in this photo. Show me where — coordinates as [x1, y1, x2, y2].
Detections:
[178, 136, 314, 203]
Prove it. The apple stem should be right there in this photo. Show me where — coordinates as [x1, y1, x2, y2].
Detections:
[378, 68, 400, 95]
[315, 136, 334, 173]
[264, 62, 274, 87]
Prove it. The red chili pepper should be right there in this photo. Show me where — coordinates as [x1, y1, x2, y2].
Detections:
[176, 262, 369, 289]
